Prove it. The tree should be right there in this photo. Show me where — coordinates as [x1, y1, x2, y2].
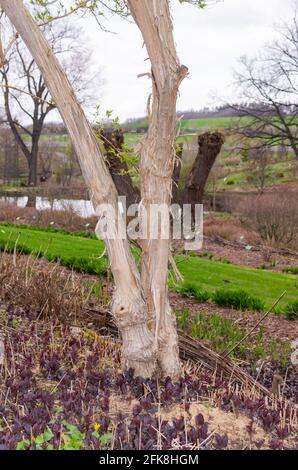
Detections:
[239, 192, 298, 249]
[0, 19, 102, 186]
[230, 11, 298, 157]
[0, 0, 211, 379]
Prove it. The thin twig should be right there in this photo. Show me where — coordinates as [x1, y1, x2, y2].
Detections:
[4, 32, 18, 56]
[38, 1, 90, 27]
[0, 83, 54, 105]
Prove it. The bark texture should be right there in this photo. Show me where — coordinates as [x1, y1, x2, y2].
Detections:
[0, 0, 156, 377]
[128, 0, 188, 378]
[184, 131, 225, 207]
[172, 143, 183, 203]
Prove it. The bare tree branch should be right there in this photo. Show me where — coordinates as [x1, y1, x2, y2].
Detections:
[229, 12, 298, 158]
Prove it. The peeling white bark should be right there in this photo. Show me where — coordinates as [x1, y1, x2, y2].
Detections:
[128, 0, 188, 378]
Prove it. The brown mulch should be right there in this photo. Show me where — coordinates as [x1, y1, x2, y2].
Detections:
[2, 249, 296, 348]
[202, 238, 298, 272]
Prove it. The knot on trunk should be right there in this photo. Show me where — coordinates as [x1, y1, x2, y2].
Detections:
[112, 292, 157, 374]
[112, 290, 147, 330]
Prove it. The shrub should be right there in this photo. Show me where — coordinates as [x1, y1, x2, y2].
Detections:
[0, 202, 97, 233]
[0, 253, 95, 320]
[203, 218, 239, 241]
[283, 266, 298, 275]
[283, 301, 298, 321]
[176, 282, 210, 303]
[212, 288, 265, 311]
[239, 193, 298, 248]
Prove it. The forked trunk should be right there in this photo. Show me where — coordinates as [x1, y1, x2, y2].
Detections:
[2, 0, 187, 380]
[1, 0, 156, 378]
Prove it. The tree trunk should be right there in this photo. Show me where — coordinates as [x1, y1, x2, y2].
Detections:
[184, 131, 224, 211]
[28, 142, 38, 186]
[128, 0, 188, 378]
[1, 0, 157, 378]
[26, 194, 37, 208]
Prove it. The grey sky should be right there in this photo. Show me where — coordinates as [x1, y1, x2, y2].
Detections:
[83, 0, 294, 122]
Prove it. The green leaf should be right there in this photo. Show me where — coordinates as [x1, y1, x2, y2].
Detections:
[16, 439, 30, 451]
[100, 432, 113, 446]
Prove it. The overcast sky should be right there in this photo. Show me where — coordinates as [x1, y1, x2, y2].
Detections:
[81, 0, 295, 122]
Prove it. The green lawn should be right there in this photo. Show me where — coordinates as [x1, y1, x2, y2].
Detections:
[174, 254, 297, 309]
[1, 224, 297, 310]
[0, 224, 107, 275]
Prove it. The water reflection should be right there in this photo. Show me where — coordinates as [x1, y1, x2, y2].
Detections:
[0, 195, 94, 218]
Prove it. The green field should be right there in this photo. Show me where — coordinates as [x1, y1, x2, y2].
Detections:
[0, 224, 297, 310]
[123, 116, 243, 131]
[179, 116, 242, 130]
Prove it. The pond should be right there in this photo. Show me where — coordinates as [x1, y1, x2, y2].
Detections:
[0, 195, 95, 218]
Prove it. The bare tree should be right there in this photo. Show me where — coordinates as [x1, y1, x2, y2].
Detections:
[0, 20, 102, 186]
[239, 192, 298, 249]
[230, 11, 298, 157]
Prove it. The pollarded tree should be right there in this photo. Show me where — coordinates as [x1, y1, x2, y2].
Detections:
[0, 0, 214, 379]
